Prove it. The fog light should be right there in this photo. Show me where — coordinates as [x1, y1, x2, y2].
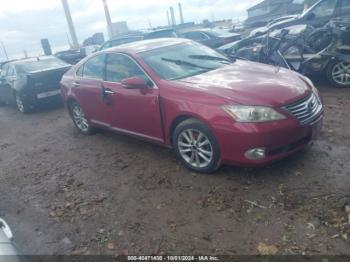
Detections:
[245, 148, 266, 160]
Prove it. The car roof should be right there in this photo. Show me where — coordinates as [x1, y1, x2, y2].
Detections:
[107, 38, 191, 53]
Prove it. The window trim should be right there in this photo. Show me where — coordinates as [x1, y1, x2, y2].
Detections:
[75, 53, 107, 80]
[103, 51, 158, 89]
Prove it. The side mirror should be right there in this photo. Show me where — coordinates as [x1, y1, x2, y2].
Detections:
[121, 76, 148, 89]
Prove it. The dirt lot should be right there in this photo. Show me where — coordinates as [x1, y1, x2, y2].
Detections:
[0, 79, 349, 255]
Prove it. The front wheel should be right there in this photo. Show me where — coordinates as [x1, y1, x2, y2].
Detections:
[173, 118, 221, 173]
[15, 93, 31, 113]
[69, 101, 95, 135]
[326, 61, 350, 88]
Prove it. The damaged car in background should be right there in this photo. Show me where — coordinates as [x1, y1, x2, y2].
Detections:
[220, 18, 350, 87]
[0, 56, 71, 113]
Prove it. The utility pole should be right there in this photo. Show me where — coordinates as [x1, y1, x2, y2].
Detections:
[170, 7, 176, 27]
[178, 3, 184, 24]
[61, 0, 79, 50]
[0, 41, 8, 60]
[102, 0, 113, 39]
[166, 10, 171, 26]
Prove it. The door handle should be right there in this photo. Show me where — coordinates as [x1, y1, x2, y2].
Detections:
[103, 88, 117, 95]
[73, 81, 80, 87]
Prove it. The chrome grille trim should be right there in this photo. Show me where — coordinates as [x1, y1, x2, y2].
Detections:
[284, 92, 322, 124]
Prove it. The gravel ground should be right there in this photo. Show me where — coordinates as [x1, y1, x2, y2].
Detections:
[0, 79, 349, 255]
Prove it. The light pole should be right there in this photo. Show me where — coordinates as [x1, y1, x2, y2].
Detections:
[61, 0, 79, 50]
[102, 0, 113, 39]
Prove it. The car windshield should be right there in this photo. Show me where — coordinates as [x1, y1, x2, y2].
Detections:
[15, 57, 69, 73]
[140, 42, 230, 80]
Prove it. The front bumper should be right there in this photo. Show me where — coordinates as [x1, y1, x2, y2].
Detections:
[217, 113, 323, 167]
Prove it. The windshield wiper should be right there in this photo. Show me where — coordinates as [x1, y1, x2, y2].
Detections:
[188, 55, 232, 63]
[161, 57, 214, 70]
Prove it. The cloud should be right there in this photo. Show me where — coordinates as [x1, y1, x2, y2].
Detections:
[0, 0, 261, 59]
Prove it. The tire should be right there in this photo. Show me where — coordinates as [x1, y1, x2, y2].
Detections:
[69, 101, 96, 135]
[15, 93, 31, 113]
[173, 118, 221, 173]
[326, 60, 350, 88]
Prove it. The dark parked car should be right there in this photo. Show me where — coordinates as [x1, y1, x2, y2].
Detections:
[143, 28, 178, 40]
[0, 56, 71, 113]
[55, 49, 84, 64]
[99, 35, 144, 51]
[250, 0, 350, 36]
[180, 29, 241, 48]
[60, 38, 323, 173]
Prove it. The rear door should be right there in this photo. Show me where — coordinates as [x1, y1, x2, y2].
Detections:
[101, 53, 164, 142]
[72, 54, 112, 124]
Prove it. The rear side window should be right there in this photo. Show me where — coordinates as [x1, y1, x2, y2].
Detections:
[83, 54, 106, 80]
[76, 65, 83, 77]
[7, 66, 15, 77]
[0, 64, 9, 77]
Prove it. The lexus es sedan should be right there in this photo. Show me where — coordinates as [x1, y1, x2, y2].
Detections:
[60, 38, 324, 173]
[0, 56, 71, 113]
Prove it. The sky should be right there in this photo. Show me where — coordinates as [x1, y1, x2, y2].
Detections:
[0, 0, 261, 60]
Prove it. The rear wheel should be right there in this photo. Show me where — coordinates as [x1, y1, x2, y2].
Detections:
[69, 101, 95, 135]
[15, 93, 31, 113]
[326, 61, 350, 88]
[173, 118, 220, 173]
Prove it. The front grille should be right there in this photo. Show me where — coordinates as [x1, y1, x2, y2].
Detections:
[284, 92, 322, 124]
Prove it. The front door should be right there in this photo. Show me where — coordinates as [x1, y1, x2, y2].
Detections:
[101, 53, 164, 142]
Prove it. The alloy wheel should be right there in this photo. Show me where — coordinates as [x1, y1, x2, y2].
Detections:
[177, 129, 213, 168]
[72, 104, 89, 132]
[332, 62, 350, 86]
[15, 94, 25, 113]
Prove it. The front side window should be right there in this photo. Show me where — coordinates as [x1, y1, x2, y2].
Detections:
[105, 54, 147, 83]
[312, 0, 337, 18]
[83, 54, 106, 80]
[140, 42, 230, 80]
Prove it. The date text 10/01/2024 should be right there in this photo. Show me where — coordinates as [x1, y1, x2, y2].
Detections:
[127, 256, 220, 261]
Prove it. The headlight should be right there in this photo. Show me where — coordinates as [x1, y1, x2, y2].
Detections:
[222, 105, 286, 122]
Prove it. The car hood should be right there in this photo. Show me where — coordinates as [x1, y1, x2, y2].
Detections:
[175, 60, 311, 107]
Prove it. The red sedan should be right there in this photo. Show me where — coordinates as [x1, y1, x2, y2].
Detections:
[60, 38, 324, 173]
